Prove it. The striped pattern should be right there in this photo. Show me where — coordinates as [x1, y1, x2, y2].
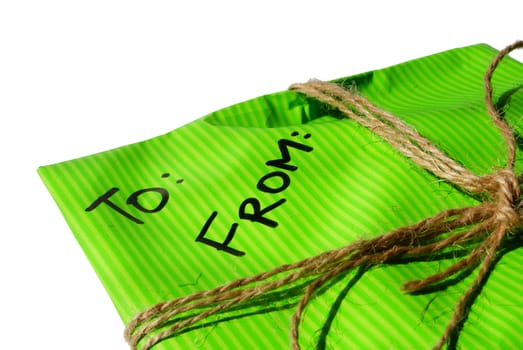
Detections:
[39, 44, 523, 349]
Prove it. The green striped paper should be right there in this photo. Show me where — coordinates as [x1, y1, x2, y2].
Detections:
[39, 44, 523, 349]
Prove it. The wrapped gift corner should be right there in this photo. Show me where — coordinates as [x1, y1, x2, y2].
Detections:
[39, 43, 523, 349]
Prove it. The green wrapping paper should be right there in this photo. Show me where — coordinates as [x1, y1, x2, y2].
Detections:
[39, 43, 523, 349]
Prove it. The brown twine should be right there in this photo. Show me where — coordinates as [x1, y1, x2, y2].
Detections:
[125, 41, 523, 350]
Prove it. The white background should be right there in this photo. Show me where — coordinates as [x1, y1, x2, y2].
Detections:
[1, 1, 522, 349]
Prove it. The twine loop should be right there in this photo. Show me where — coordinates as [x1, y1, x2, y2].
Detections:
[125, 41, 523, 350]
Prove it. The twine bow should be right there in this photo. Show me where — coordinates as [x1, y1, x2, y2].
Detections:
[125, 41, 523, 350]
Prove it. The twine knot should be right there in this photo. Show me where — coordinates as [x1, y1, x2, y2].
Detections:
[124, 41, 523, 350]
[491, 169, 522, 226]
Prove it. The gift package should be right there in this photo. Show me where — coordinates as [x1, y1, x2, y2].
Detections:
[40, 42, 523, 349]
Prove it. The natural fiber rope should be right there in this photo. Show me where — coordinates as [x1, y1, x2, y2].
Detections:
[125, 40, 523, 350]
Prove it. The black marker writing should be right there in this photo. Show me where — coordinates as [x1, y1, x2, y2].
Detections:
[85, 173, 183, 224]
[196, 131, 313, 256]
[195, 212, 244, 256]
